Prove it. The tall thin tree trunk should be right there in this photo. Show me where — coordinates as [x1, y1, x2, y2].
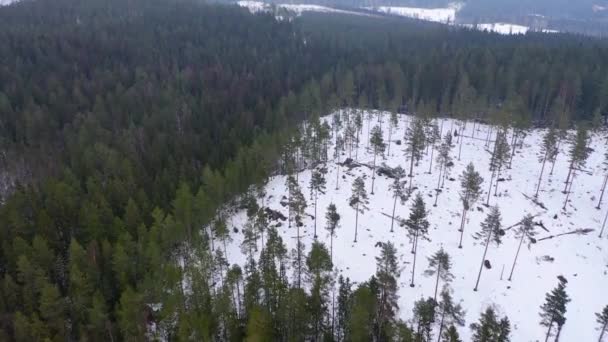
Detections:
[428, 143, 435, 174]
[563, 172, 576, 210]
[434, 163, 443, 207]
[458, 132, 464, 160]
[335, 163, 340, 190]
[508, 130, 517, 169]
[458, 207, 467, 249]
[474, 229, 493, 291]
[434, 265, 441, 301]
[297, 224, 301, 288]
[544, 320, 554, 342]
[354, 204, 359, 243]
[535, 155, 548, 198]
[314, 195, 318, 238]
[437, 308, 446, 342]
[391, 194, 398, 232]
[410, 233, 419, 287]
[598, 321, 607, 342]
[371, 150, 377, 194]
[563, 160, 574, 193]
[555, 324, 563, 342]
[388, 124, 392, 156]
[597, 174, 608, 209]
[494, 166, 502, 196]
[486, 170, 495, 206]
[508, 232, 525, 281]
[550, 138, 562, 175]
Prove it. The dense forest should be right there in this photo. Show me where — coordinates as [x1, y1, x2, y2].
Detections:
[1, 0, 608, 340]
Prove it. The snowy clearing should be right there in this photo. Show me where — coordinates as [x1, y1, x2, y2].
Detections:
[225, 110, 608, 341]
[237, 1, 372, 17]
[366, 5, 458, 24]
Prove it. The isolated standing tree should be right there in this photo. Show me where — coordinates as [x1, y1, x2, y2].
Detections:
[508, 214, 537, 281]
[436, 288, 466, 342]
[458, 163, 484, 248]
[563, 125, 590, 210]
[535, 128, 559, 198]
[389, 166, 407, 232]
[325, 203, 340, 264]
[486, 130, 510, 205]
[405, 117, 427, 190]
[473, 206, 503, 291]
[540, 279, 571, 342]
[470, 307, 511, 342]
[427, 122, 441, 173]
[435, 132, 454, 206]
[334, 133, 344, 190]
[596, 305, 608, 342]
[375, 242, 401, 340]
[349, 177, 369, 243]
[370, 125, 386, 195]
[425, 248, 455, 301]
[405, 193, 430, 287]
[388, 110, 399, 156]
[310, 169, 327, 238]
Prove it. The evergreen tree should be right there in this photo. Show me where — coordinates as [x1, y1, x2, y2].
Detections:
[335, 133, 344, 190]
[306, 241, 333, 340]
[370, 125, 386, 195]
[405, 193, 430, 287]
[375, 242, 401, 340]
[535, 128, 559, 198]
[596, 305, 608, 342]
[540, 279, 571, 342]
[486, 130, 510, 205]
[473, 206, 503, 291]
[443, 325, 463, 342]
[337, 276, 353, 341]
[470, 307, 511, 342]
[563, 125, 590, 210]
[427, 122, 441, 174]
[413, 297, 437, 341]
[325, 203, 340, 264]
[405, 117, 427, 190]
[458, 163, 484, 248]
[389, 166, 408, 232]
[507, 214, 537, 281]
[436, 288, 466, 342]
[287, 176, 307, 289]
[349, 282, 377, 342]
[425, 248, 454, 301]
[435, 132, 453, 207]
[349, 177, 369, 243]
[388, 110, 399, 156]
[310, 169, 327, 238]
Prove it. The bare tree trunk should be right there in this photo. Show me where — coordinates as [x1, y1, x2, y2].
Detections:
[434, 264, 441, 301]
[535, 155, 548, 198]
[314, 194, 318, 238]
[550, 138, 562, 175]
[494, 166, 502, 196]
[563, 160, 574, 193]
[563, 172, 576, 210]
[354, 204, 359, 243]
[410, 233, 419, 287]
[508, 232, 525, 281]
[486, 170, 495, 206]
[474, 229, 493, 291]
[335, 163, 340, 190]
[428, 143, 435, 174]
[371, 150, 377, 194]
[600, 206, 608, 238]
[545, 320, 554, 342]
[391, 194, 398, 232]
[458, 207, 467, 249]
[599, 321, 607, 342]
[437, 308, 446, 342]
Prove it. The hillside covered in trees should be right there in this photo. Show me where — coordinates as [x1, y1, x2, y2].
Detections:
[1, 0, 608, 340]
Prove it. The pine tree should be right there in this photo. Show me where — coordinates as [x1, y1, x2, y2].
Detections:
[435, 132, 453, 207]
[535, 128, 559, 198]
[325, 203, 340, 264]
[508, 214, 537, 281]
[405, 193, 430, 287]
[354, 109, 363, 160]
[349, 177, 369, 243]
[596, 305, 608, 342]
[458, 163, 484, 248]
[443, 325, 463, 342]
[375, 242, 401, 340]
[540, 279, 571, 342]
[310, 169, 327, 238]
[405, 117, 427, 190]
[287, 176, 307, 289]
[427, 121, 441, 174]
[473, 206, 503, 291]
[563, 125, 590, 210]
[413, 297, 437, 341]
[334, 133, 344, 190]
[388, 110, 399, 156]
[436, 288, 465, 342]
[389, 166, 407, 232]
[486, 130, 510, 205]
[425, 248, 454, 301]
[470, 307, 511, 342]
[370, 125, 386, 195]
[337, 276, 353, 341]
[306, 241, 333, 340]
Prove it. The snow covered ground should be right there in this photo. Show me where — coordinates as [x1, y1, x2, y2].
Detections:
[237, 1, 372, 17]
[225, 110, 608, 341]
[366, 5, 458, 23]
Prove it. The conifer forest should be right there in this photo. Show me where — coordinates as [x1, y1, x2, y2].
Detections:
[1, 0, 608, 341]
